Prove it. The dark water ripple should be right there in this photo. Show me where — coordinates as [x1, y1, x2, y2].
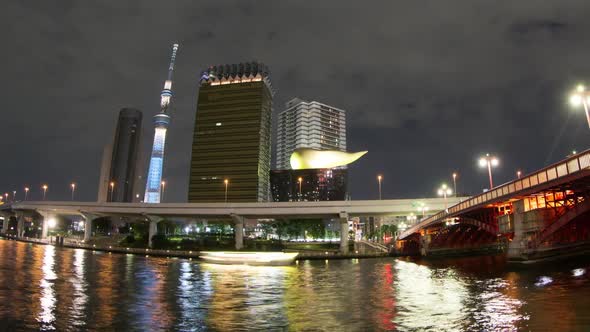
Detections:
[0, 240, 589, 331]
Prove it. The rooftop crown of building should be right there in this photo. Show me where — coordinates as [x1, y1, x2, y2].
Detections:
[199, 61, 274, 94]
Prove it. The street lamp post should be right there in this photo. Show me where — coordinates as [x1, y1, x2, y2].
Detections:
[377, 175, 383, 200]
[109, 181, 115, 202]
[452, 172, 457, 197]
[42, 185, 48, 201]
[569, 84, 590, 129]
[298, 177, 303, 201]
[24, 187, 29, 201]
[224, 179, 229, 203]
[437, 184, 453, 211]
[517, 170, 522, 179]
[71, 183, 76, 201]
[12, 191, 16, 202]
[160, 181, 166, 202]
[479, 154, 499, 189]
[417, 203, 429, 217]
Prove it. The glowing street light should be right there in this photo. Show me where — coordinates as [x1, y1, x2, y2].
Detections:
[24, 187, 29, 201]
[569, 84, 590, 129]
[160, 180, 166, 202]
[452, 172, 458, 197]
[377, 175, 383, 200]
[437, 183, 453, 211]
[417, 203, 429, 217]
[516, 170, 522, 179]
[47, 218, 57, 228]
[479, 154, 499, 189]
[109, 181, 115, 202]
[70, 183, 76, 201]
[224, 179, 229, 203]
[42, 185, 48, 200]
[298, 177, 303, 200]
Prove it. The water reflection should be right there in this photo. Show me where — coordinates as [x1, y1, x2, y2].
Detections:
[394, 260, 469, 331]
[1, 240, 590, 331]
[470, 278, 526, 331]
[177, 261, 207, 329]
[38, 245, 56, 329]
[201, 263, 291, 330]
[69, 249, 88, 329]
[373, 263, 396, 330]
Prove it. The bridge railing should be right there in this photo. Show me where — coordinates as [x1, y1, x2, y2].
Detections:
[399, 149, 590, 239]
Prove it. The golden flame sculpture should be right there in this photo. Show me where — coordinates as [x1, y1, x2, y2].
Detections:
[290, 148, 367, 170]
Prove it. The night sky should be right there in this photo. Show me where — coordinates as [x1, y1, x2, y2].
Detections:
[2, 1, 590, 202]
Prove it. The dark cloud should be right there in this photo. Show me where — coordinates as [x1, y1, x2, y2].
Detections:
[508, 19, 569, 40]
[1, 1, 590, 202]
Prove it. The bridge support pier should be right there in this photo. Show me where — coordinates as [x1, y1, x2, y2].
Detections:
[339, 212, 349, 254]
[0, 211, 11, 234]
[16, 212, 25, 237]
[231, 214, 244, 250]
[507, 200, 527, 261]
[145, 215, 164, 248]
[37, 210, 55, 239]
[80, 212, 100, 243]
[149, 221, 158, 248]
[420, 233, 430, 256]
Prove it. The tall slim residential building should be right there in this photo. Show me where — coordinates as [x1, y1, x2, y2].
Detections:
[98, 108, 143, 203]
[276, 98, 346, 169]
[188, 62, 274, 202]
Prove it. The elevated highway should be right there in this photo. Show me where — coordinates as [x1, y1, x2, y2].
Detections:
[0, 197, 463, 253]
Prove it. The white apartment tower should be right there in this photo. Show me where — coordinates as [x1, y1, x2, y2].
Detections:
[276, 98, 347, 169]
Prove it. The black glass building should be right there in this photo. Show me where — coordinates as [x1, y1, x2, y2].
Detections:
[108, 108, 143, 202]
[270, 168, 348, 202]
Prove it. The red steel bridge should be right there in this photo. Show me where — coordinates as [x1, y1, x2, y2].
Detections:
[396, 149, 590, 263]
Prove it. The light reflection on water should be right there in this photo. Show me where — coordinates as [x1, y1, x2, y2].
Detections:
[394, 260, 469, 331]
[69, 249, 88, 329]
[38, 245, 56, 328]
[1, 239, 590, 331]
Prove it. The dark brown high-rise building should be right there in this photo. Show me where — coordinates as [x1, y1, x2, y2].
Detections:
[103, 108, 143, 203]
[188, 62, 273, 202]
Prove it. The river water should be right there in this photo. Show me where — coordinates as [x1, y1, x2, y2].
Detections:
[0, 239, 589, 331]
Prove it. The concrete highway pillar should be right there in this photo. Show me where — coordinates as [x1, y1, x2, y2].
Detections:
[507, 200, 526, 261]
[148, 221, 158, 248]
[84, 219, 92, 242]
[37, 210, 53, 239]
[145, 215, 163, 248]
[339, 212, 349, 254]
[80, 212, 100, 243]
[231, 214, 244, 250]
[0, 212, 10, 234]
[16, 212, 25, 237]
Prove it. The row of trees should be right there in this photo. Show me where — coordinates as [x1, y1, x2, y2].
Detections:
[365, 224, 398, 243]
[259, 219, 335, 241]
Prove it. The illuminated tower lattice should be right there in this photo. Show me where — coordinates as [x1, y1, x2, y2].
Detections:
[144, 43, 179, 203]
